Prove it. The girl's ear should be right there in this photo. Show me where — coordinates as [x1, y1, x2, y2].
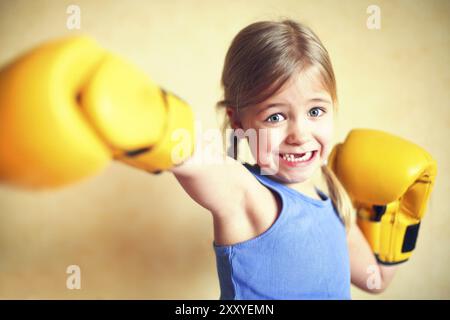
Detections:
[226, 107, 243, 130]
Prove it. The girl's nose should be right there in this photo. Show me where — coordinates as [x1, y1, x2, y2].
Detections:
[285, 121, 312, 145]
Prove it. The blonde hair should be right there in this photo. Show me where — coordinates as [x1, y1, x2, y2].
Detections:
[216, 19, 353, 230]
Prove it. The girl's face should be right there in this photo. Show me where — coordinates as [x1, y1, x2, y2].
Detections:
[230, 67, 335, 184]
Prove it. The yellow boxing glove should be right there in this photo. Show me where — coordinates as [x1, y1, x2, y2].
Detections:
[328, 129, 437, 264]
[0, 36, 195, 189]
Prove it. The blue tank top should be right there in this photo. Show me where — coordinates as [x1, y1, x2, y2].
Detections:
[213, 163, 351, 300]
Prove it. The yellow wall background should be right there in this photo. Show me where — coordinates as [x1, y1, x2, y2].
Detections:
[0, 0, 448, 299]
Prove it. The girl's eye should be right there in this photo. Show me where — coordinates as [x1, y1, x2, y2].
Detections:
[265, 113, 286, 123]
[309, 107, 325, 117]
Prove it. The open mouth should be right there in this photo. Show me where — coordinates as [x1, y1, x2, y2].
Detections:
[278, 150, 317, 164]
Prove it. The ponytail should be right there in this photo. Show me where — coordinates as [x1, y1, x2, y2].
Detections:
[321, 164, 354, 232]
[226, 130, 239, 161]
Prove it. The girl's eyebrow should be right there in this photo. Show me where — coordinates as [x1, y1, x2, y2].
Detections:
[256, 103, 288, 115]
[309, 97, 332, 104]
[257, 97, 332, 114]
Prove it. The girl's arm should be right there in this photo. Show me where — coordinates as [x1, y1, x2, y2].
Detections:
[169, 134, 267, 219]
[170, 136, 278, 246]
[347, 220, 398, 294]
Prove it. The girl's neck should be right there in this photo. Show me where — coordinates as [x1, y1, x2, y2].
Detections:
[256, 164, 323, 201]
[284, 180, 322, 201]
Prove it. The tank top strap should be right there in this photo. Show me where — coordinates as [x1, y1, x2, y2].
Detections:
[243, 163, 332, 207]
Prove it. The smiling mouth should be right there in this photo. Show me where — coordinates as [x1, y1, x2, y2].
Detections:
[279, 151, 316, 163]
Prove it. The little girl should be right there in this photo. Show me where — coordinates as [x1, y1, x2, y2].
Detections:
[171, 19, 397, 299]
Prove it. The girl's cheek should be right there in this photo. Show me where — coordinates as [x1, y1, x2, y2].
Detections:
[264, 128, 284, 155]
[317, 120, 334, 160]
[255, 128, 281, 166]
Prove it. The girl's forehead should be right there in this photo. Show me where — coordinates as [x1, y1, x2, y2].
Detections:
[271, 69, 331, 102]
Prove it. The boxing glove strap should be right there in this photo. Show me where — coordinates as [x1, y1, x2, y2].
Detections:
[357, 202, 421, 264]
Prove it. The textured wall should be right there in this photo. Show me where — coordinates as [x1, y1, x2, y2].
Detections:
[0, 0, 448, 299]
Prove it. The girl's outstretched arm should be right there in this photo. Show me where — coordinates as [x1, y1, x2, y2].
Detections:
[347, 220, 398, 294]
[169, 133, 277, 245]
[170, 134, 254, 215]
